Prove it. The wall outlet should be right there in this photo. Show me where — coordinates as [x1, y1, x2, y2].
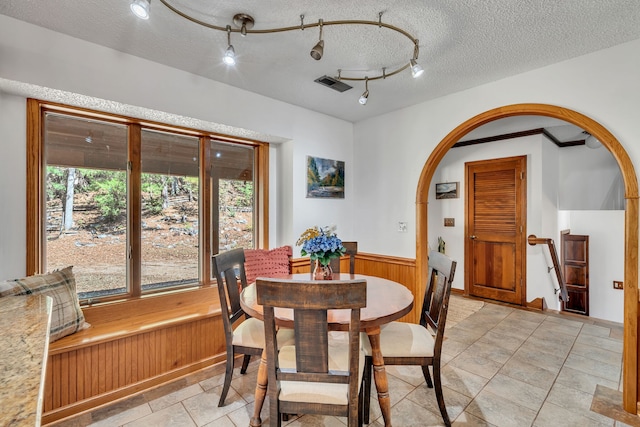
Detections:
[398, 222, 407, 232]
[613, 280, 623, 290]
[444, 217, 455, 227]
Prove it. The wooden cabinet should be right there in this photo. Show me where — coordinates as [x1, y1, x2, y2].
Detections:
[561, 231, 589, 315]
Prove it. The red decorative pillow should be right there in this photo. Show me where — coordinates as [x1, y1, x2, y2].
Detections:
[244, 246, 292, 284]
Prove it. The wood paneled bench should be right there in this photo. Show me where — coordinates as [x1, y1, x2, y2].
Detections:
[42, 286, 226, 425]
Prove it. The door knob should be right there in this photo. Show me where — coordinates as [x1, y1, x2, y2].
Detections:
[469, 235, 477, 239]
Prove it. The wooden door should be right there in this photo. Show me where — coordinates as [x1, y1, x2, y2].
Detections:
[561, 232, 589, 315]
[465, 156, 526, 305]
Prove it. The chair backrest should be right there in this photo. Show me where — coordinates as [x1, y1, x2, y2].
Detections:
[328, 241, 358, 274]
[212, 248, 249, 340]
[257, 277, 366, 399]
[421, 250, 457, 348]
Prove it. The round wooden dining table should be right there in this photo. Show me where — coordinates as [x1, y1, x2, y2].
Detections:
[240, 273, 414, 427]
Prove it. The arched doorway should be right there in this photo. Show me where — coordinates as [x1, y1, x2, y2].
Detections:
[415, 103, 639, 413]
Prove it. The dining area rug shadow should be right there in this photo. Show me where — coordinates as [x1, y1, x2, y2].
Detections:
[445, 294, 485, 329]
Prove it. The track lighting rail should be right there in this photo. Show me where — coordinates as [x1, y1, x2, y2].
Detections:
[158, 0, 421, 83]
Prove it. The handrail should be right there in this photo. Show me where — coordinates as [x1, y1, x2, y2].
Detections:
[527, 235, 569, 302]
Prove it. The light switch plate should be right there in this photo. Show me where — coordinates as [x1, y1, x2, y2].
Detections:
[614, 281, 623, 290]
[444, 218, 455, 227]
[398, 222, 407, 232]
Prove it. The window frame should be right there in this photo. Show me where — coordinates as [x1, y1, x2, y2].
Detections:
[26, 99, 269, 303]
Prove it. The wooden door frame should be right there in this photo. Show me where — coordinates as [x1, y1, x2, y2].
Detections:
[415, 103, 639, 413]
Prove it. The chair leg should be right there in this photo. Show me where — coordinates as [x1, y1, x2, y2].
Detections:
[422, 364, 434, 388]
[240, 354, 251, 374]
[218, 349, 234, 407]
[349, 395, 360, 427]
[433, 363, 451, 427]
[358, 379, 364, 427]
[271, 396, 282, 427]
[362, 356, 372, 424]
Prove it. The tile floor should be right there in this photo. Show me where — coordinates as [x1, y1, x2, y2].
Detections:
[53, 300, 634, 427]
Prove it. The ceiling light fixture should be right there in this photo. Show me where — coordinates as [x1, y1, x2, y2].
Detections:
[584, 132, 602, 149]
[233, 13, 254, 37]
[410, 42, 424, 78]
[223, 25, 236, 66]
[130, 0, 151, 20]
[410, 58, 424, 78]
[140, 2, 425, 104]
[359, 77, 369, 105]
[310, 19, 324, 60]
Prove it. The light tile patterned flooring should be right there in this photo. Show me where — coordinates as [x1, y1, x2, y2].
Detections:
[53, 300, 633, 427]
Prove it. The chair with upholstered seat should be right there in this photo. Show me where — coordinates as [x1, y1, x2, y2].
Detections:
[257, 277, 367, 427]
[212, 248, 295, 407]
[362, 250, 457, 426]
[212, 248, 261, 407]
[329, 241, 358, 274]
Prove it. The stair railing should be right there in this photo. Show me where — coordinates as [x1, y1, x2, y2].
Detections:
[527, 234, 569, 303]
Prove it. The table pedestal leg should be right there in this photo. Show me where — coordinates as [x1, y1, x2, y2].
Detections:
[249, 348, 268, 427]
[366, 326, 392, 427]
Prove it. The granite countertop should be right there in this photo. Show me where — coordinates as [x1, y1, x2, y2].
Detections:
[0, 295, 52, 427]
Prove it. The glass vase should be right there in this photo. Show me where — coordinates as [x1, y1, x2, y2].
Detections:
[313, 259, 333, 280]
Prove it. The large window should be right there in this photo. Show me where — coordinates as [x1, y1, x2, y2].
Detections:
[28, 100, 268, 303]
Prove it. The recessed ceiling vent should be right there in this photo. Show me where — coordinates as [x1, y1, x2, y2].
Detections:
[314, 75, 353, 92]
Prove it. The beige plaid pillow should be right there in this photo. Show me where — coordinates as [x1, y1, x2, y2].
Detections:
[12, 266, 86, 342]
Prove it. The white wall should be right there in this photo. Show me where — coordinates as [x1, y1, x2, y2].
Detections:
[558, 211, 625, 323]
[0, 15, 356, 276]
[0, 93, 27, 279]
[559, 145, 625, 210]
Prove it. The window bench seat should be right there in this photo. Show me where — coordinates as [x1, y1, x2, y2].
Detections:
[43, 286, 226, 425]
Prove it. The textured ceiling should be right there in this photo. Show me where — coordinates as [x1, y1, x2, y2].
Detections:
[2, 1, 640, 123]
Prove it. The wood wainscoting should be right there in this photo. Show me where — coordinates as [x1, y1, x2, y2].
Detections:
[292, 252, 418, 323]
[43, 287, 226, 425]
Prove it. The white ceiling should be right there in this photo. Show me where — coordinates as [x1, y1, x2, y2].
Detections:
[2, 1, 640, 123]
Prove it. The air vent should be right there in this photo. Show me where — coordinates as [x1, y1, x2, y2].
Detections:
[314, 75, 353, 93]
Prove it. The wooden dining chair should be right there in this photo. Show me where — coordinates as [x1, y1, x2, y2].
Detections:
[362, 250, 457, 426]
[212, 248, 262, 406]
[257, 277, 367, 427]
[212, 249, 295, 407]
[329, 241, 358, 274]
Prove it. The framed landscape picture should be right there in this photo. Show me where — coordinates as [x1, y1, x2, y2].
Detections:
[306, 156, 345, 198]
[435, 182, 459, 199]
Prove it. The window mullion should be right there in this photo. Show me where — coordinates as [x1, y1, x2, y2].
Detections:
[128, 124, 142, 297]
[200, 136, 212, 286]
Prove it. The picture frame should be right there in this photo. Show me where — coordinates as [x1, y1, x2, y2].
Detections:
[435, 182, 459, 199]
[306, 156, 345, 199]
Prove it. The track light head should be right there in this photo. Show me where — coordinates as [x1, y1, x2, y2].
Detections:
[359, 77, 369, 105]
[410, 58, 424, 78]
[223, 25, 236, 65]
[358, 90, 369, 105]
[310, 40, 324, 60]
[310, 19, 324, 60]
[223, 45, 236, 65]
[130, 0, 150, 20]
